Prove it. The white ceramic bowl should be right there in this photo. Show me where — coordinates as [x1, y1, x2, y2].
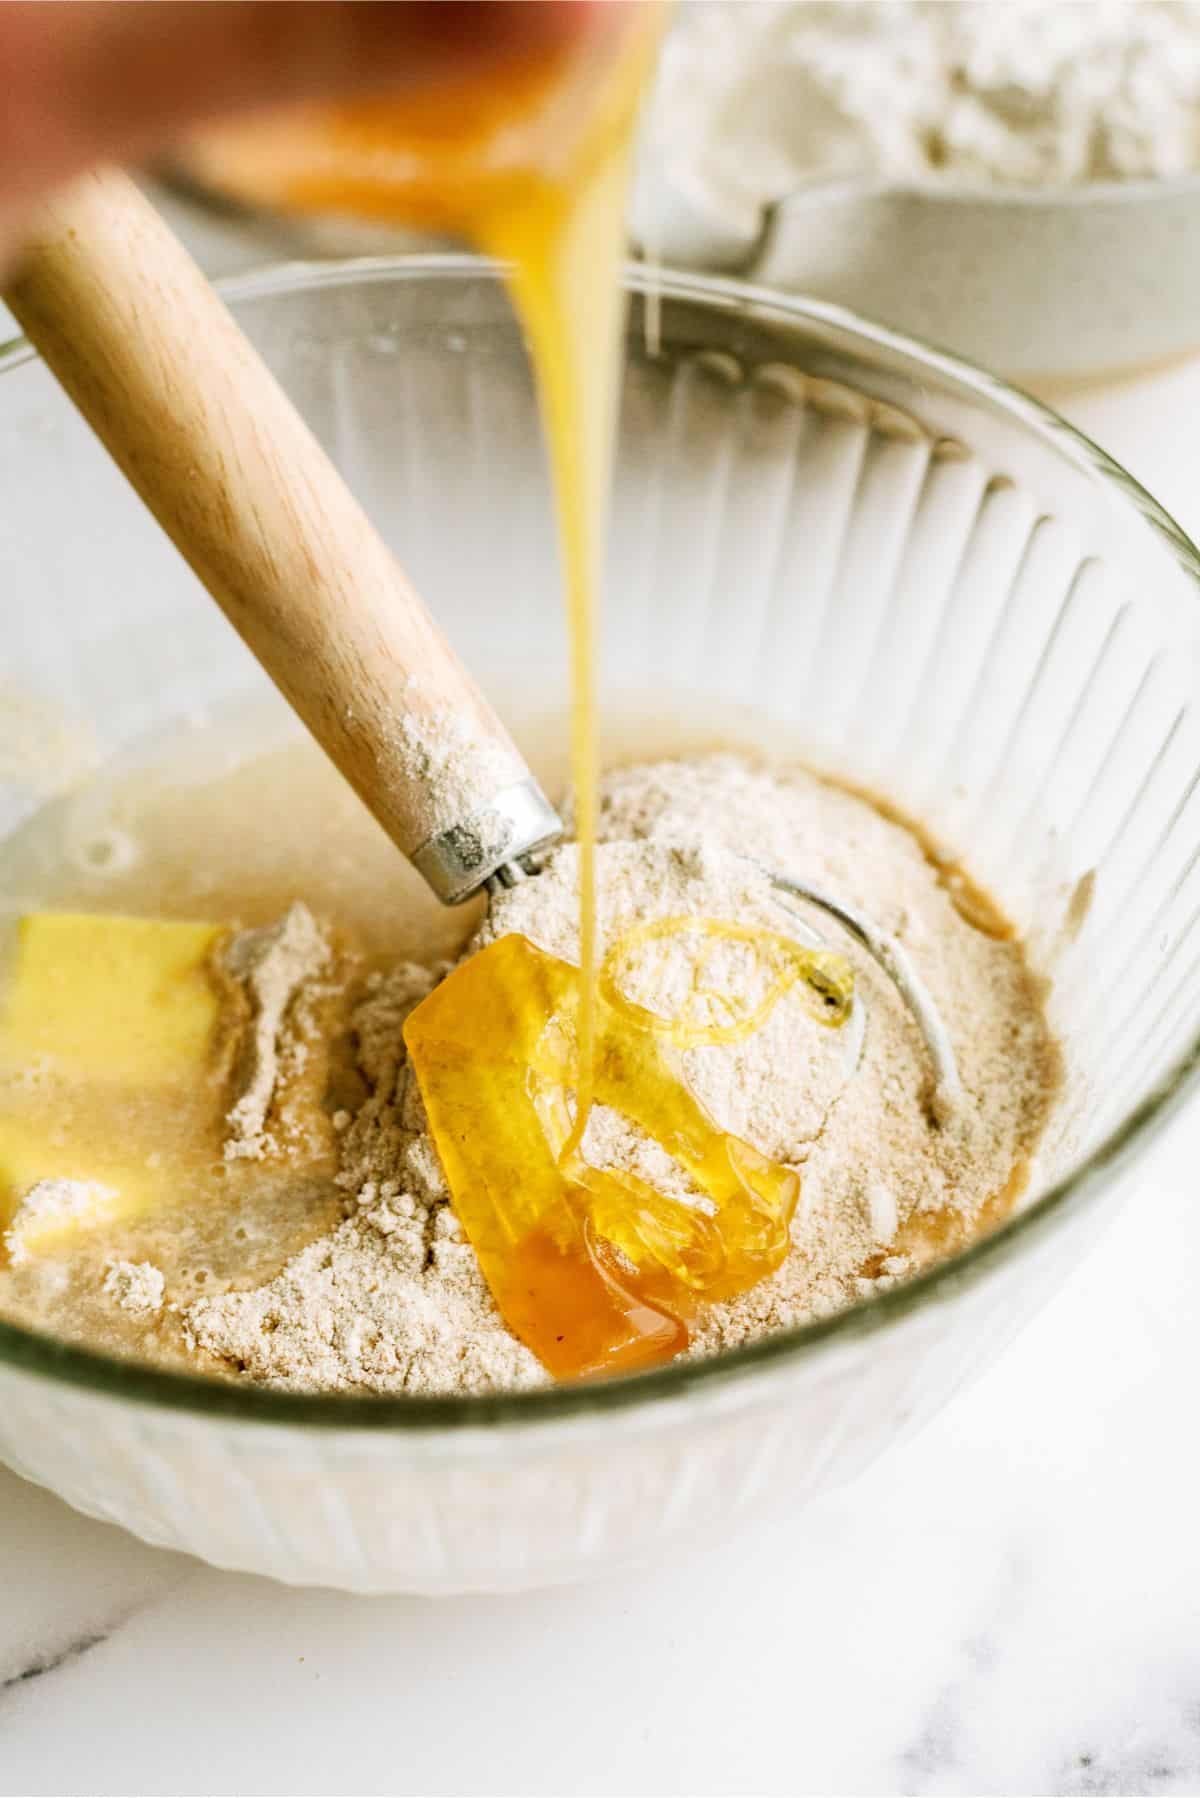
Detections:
[636, 170, 1200, 384]
[2, 258, 1200, 1593]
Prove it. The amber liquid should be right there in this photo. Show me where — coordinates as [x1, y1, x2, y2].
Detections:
[404, 926, 854, 1379]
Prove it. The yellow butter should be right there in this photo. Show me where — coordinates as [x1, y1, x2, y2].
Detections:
[0, 912, 223, 1084]
[0, 912, 224, 1251]
[0, 1108, 159, 1242]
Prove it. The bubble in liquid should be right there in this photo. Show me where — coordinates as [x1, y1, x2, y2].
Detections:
[72, 826, 140, 877]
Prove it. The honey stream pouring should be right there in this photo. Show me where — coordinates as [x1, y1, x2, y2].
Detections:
[3, 21, 961, 1379]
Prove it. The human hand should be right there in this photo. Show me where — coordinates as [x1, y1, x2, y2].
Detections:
[0, 1, 596, 264]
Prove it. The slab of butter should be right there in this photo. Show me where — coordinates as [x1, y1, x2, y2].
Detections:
[0, 912, 223, 1084]
[0, 912, 224, 1254]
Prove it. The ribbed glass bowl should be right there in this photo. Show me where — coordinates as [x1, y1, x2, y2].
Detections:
[2, 258, 1199, 1593]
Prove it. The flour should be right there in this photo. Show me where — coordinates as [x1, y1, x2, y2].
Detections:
[219, 901, 341, 1163]
[185, 754, 1057, 1393]
[390, 704, 526, 841]
[635, 1, 1200, 250]
[186, 952, 545, 1391]
[102, 1258, 164, 1316]
[5, 1178, 117, 1266]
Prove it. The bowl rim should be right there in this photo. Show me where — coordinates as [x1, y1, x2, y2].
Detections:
[2, 251, 1200, 1435]
[765, 167, 1200, 214]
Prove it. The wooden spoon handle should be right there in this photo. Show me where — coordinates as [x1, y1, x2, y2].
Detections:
[3, 168, 559, 901]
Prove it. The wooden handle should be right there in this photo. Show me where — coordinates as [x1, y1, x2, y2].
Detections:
[3, 168, 548, 886]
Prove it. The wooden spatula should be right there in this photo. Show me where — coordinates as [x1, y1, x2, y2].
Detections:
[3, 166, 561, 904]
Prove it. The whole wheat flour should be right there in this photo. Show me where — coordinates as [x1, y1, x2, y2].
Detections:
[5, 1178, 118, 1266]
[102, 1258, 164, 1316]
[218, 901, 342, 1163]
[184, 754, 1058, 1393]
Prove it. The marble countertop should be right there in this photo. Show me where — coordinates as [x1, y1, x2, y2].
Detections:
[4, 200, 1200, 1797]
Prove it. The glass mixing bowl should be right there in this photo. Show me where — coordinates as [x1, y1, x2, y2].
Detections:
[2, 258, 1199, 1594]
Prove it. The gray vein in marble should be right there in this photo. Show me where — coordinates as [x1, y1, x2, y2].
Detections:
[897, 1543, 1035, 1792]
[1051, 1696, 1200, 1797]
[0, 1628, 108, 1698]
[0, 1572, 189, 1713]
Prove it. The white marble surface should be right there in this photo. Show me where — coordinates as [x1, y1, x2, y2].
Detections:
[5, 206, 1200, 1795]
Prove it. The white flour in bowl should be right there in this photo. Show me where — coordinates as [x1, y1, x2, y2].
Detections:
[635, 1, 1200, 249]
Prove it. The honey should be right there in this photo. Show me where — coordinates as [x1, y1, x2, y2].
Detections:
[404, 922, 854, 1379]
[600, 916, 857, 1048]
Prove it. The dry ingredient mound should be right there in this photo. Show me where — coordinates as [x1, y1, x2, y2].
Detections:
[182, 754, 1058, 1395]
[640, 0, 1200, 229]
[5, 1177, 116, 1266]
[102, 1258, 164, 1317]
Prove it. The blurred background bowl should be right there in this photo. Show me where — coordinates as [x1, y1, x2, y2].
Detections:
[634, 168, 1200, 387]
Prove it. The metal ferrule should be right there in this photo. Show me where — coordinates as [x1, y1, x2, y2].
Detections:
[411, 777, 563, 905]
